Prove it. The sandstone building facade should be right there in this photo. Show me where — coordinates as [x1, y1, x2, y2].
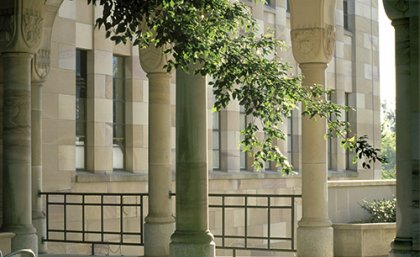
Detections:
[0, 1, 392, 257]
[43, 0, 381, 194]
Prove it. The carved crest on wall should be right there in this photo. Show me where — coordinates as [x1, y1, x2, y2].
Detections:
[22, 9, 43, 49]
[139, 45, 170, 74]
[383, 0, 409, 20]
[291, 25, 336, 64]
[33, 48, 51, 82]
[388, 0, 409, 13]
[0, 9, 15, 49]
[324, 25, 336, 60]
[291, 28, 320, 59]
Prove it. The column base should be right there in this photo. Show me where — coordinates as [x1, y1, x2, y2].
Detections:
[33, 212, 47, 254]
[170, 231, 215, 257]
[297, 225, 333, 257]
[170, 241, 215, 257]
[2, 225, 38, 255]
[144, 219, 175, 257]
[390, 237, 413, 257]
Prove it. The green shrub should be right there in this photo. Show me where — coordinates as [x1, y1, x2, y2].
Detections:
[381, 169, 396, 179]
[360, 197, 396, 223]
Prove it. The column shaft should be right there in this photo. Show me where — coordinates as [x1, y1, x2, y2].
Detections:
[391, 18, 414, 254]
[300, 63, 330, 223]
[144, 72, 175, 257]
[170, 68, 215, 257]
[297, 63, 333, 257]
[1, 53, 37, 253]
[31, 83, 47, 253]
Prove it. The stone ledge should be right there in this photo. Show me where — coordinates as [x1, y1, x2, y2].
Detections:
[333, 223, 396, 230]
[75, 170, 300, 183]
[209, 171, 300, 180]
[75, 171, 149, 183]
[328, 179, 396, 188]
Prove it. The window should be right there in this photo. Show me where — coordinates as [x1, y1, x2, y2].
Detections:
[286, 0, 290, 13]
[343, 0, 349, 30]
[212, 112, 221, 170]
[265, 160, 272, 171]
[113, 56, 125, 170]
[328, 134, 333, 170]
[240, 106, 247, 170]
[76, 49, 87, 170]
[265, 0, 274, 8]
[345, 93, 357, 170]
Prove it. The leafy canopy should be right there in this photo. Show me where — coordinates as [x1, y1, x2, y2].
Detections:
[87, 0, 383, 172]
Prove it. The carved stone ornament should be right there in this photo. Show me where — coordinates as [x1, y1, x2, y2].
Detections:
[3, 90, 31, 131]
[324, 25, 336, 59]
[32, 49, 51, 82]
[22, 9, 43, 49]
[383, 0, 409, 20]
[291, 25, 336, 64]
[0, 9, 16, 50]
[139, 45, 170, 74]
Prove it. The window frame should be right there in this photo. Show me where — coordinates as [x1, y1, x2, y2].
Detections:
[212, 111, 221, 170]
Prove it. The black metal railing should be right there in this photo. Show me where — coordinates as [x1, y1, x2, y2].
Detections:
[41, 192, 147, 255]
[209, 193, 300, 257]
[40, 192, 301, 256]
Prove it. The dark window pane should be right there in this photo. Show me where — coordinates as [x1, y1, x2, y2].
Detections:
[113, 56, 126, 170]
[344, 0, 349, 30]
[76, 49, 87, 170]
[76, 49, 87, 143]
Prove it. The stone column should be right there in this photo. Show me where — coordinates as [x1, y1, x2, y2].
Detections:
[0, 2, 44, 254]
[290, 1, 336, 257]
[1, 52, 38, 253]
[297, 63, 333, 257]
[139, 46, 175, 257]
[383, 2, 413, 256]
[170, 67, 215, 257]
[31, 49, 50, 254]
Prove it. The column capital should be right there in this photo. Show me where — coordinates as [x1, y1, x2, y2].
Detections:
[291, 25, 336, 64]
[0, 3, 44, 54]
[139, 45, 172, 74]
[383, 0, 410, 21]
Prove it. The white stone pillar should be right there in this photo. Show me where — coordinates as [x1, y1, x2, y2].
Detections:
[139, 46, 175, 257]
[290, 1, 336, 257]
[1, 52, 38, 254]
[383, 1, 414, 256]
[170, 67, 215, 257]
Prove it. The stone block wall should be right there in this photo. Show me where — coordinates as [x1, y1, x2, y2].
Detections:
[328, 179, 396, 223]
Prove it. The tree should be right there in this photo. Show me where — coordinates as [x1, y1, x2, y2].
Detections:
[381, 102, 396, 178]
[87, 0, 384, 172]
